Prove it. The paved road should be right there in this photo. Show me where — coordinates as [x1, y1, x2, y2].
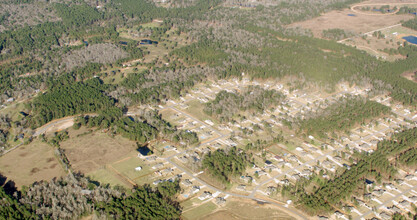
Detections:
[355, 184, 417, 220]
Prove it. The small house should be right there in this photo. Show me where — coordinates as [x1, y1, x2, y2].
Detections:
[198, 191, 212, 200]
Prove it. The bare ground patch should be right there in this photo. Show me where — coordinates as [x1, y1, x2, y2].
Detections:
[402, 71, 417, 82]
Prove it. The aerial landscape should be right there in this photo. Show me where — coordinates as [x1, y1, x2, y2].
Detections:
[0, 0, 417, 219]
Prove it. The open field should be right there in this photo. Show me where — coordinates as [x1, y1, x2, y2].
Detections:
[288, 0, 417, 60]
[183, 100, 218, 124]
[341, 25, 417, 60]
[182, 201, 218, 220]
[111, 155, 153, 186]
[87, 168, 127, 187]
[200, 198, 296, 220]
[0, 139, 66, 188]
[289, 1, 414, 38]
[60, 128, 137, 174]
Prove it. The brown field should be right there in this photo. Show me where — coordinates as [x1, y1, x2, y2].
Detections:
[0, 140, 66, 188]
[200, 198, 296, 220]
[60, 128, 137, 174]
[289, 1, 414, 38]
[402, 70, 417, 82]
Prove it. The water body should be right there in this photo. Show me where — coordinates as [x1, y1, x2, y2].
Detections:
[403, 36, 417, 45]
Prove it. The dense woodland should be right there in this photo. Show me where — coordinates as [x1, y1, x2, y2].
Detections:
[30, 78, 115, 128]
[0, 174, 182, 219]
[204, 86, 285, 122]
[295, 96, 391, 138]
[202, 147, 252, 184]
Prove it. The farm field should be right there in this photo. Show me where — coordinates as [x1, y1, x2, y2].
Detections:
[0, 139, 66, 188]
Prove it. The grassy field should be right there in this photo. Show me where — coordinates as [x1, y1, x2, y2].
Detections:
[201, 199, 295, 220]
[87, 168, 127, 188]
[182, 201, 218, 220]
[111, 155, 153, 186]
[289, 4, 413, 38]
[0, 139, 66, 188]
[184, 100, 218, 124]
[60, 128, 137, 174]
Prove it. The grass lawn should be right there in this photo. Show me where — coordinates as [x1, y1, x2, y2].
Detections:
[184, 100, 218, 124]
[112, 156, 152, 184]
[285, 141, 297, 151]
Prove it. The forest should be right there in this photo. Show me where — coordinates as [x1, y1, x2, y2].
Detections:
[96, 181, 182, 219]
[204, 86, 285, 122]
[30, 78, 115, 128]
[0, 174, 182, 219]
[295, 96, 391, 138]
[202, 147, 252, 184]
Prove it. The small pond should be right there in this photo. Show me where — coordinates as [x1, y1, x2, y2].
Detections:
[403, 36, 417, 45]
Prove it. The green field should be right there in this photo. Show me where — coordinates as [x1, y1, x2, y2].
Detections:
[111, 156, 153, 185]
[184, 100, 218, 124]
[87, 168, 128, 188]
[182, 201, 218, 220]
